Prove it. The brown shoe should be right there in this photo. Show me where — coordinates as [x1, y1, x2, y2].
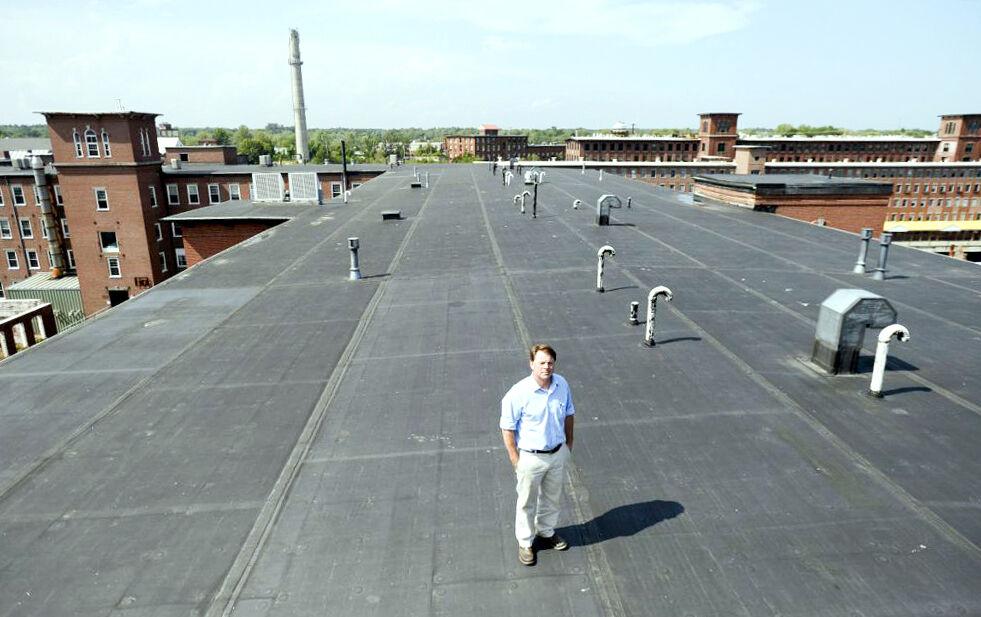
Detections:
[537, 533, 569, 551]
[518, 545, 535, 566]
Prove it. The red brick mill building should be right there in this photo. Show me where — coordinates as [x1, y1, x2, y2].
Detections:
[0, 111, 385, 325]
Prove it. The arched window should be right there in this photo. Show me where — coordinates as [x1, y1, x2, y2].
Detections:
[138, 130, 146, 158]
[101, 129, 111, 157]
[85, 129, 99, 157]
[72, 130, 83, 157]
[144, 128, 153, 157]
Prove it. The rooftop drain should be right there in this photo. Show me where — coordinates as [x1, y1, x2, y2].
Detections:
[869, 324, 910, 398]
[596, 245, 616, 292]
[347, 237, 362, 280]
[811, 289, 897, 374]
[643, 286, 674, 347]
[596, 194, 622, 226]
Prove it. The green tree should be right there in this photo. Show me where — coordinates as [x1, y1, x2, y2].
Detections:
[212, 128, 231, 145]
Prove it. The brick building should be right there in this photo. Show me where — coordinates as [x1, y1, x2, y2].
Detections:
[0, 111, 386, 314]
[443, 124, 528, 161]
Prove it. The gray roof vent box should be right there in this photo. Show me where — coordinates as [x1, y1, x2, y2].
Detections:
[811, 289, 897, 374]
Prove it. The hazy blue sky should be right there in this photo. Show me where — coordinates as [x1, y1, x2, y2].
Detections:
[3, 0, 979, 130]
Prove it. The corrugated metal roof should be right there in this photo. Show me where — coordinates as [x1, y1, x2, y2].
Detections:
[7, 272, 81, 291]
[0, 138, 52, 151]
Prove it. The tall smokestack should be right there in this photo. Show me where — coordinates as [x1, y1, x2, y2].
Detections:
[289, 29, 310, 164]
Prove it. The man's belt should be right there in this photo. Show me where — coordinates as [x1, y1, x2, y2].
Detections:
[521, 444, 562, 454]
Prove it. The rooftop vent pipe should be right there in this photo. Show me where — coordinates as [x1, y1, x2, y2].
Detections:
[170, 158, 181, 169]
[596, 245, 615, 292]
[347, 237, 362, 280]
[868, 324, 909, 398]
[852, 228, 873, 274]
[288, 29, 310, 163]
[573, 199, 581, 210]
[644, 286, 674, 347]
[872, 233, 893, 281]
[628, 301, 639, 325]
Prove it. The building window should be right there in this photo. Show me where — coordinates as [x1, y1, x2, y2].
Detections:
[41, 221, 49, 239]
[167, 184, 179, 205]
[0, 219, 10, 239]
[54, 185, 63, 205]
[26, 250, 40, 270]
[155, 222, 162, 241]
[208, 184, 221, 203]
[186, 184, 200, 205]
[6, 250, 19, 269]
[34, 185, 43, 205]
[0, 188, 4, 206]
[94, 188, 109, 210]
[175, 247, 187, 269]
[107, 256, 121, 278]
[330, 182, 342, 198]
[66, 249, 75, 269]
[102, 129, 111, 157]
[12, 185, 25, 206]
[228, 184, 241, 200]
[99, 231, 118, 252]
[143, 128, 153, 157]
[717, 143, 726, 154]
[19, 218, 33, 239]
[171, 222, 182, 238]
[85, 129, 99, 157]
[159, 251, 167, 273]
[61, 218, 70, 237]
[149, 186, 158, 208]
[73, 129, 83, 157]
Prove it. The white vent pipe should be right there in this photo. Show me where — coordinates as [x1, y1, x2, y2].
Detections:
[573, 199, 581, 210]
[869, 324, 909, 398]
[596, 245, 615, 292]
[598, 169, 604, 182]
[629, 301, 639, 325]
[644, 286, 673, 347]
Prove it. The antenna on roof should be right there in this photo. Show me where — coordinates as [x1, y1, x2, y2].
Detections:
[115, 98, 125, 111]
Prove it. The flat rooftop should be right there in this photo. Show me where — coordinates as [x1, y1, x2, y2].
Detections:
[694, 173, 895, 194]
[1, 165, 979, 616]
[159, 162, 389, 176]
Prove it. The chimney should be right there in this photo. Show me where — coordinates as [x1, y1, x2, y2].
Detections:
[289, 29, 310, 164]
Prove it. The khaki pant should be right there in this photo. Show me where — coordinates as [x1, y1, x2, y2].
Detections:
[514, 445, 570, 548]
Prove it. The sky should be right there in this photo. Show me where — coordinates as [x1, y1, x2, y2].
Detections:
[2, 0, 980, 130]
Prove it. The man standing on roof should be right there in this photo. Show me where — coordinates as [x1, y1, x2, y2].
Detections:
[500, 343, 575, 566]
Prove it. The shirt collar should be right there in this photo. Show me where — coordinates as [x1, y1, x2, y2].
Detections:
[527, 374, 556, 394]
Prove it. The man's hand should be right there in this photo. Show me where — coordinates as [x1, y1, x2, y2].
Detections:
[502, 429, 520, 470]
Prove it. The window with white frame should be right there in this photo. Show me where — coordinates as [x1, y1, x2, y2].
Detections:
[330, 182, 342, 198]
[34, 185, 42, 205]
[107, 256, 121, 278]
[0, 187, 4, 206]
[171, 222, 182, 238]
[187, 184, 200, 205]
[85, 129, 99, 157]
[60, 218, 70, 238]
[99, 231, 118, 252]
[155, 222, 162, 241]
[159, 251, 167, 273]
[0, 219, 9, 239]
[26, 250, 39, 270]
[138, 131, 147, 158]
[94, 188, 109, 210]
[41, 221, 49, 239]
[208, 184, 221, 203]
[228, 184, 241, 200]
[12, 185, 25, 206]
[6, 250, 19, 269]
[54, 185, 63, 205]
[0, 280, 3, 297]
[149, 185, 158, 208]
[66, 249, 75, 269]
[19, 218, 33, 239]
[175, 247, 187, 269]
[167, 184, 179, 205]
[102, 129, 111, 157]
[143, 128, 153, 157]
[73, 129, 83, 157]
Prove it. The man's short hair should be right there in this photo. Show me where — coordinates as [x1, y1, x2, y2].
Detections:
[529, 343, 556, 362]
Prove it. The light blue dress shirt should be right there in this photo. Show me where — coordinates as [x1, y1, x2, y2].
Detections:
[500, 374, 575, 451]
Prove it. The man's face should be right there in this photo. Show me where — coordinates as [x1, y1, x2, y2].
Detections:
[530, 351, 555, 382]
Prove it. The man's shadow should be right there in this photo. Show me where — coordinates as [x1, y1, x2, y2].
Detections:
[552, 500, 684, 548]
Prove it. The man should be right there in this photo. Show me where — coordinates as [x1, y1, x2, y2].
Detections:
[500, 344, 575, 566]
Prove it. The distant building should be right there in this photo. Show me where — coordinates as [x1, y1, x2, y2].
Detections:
[443, 124, 528, 160]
